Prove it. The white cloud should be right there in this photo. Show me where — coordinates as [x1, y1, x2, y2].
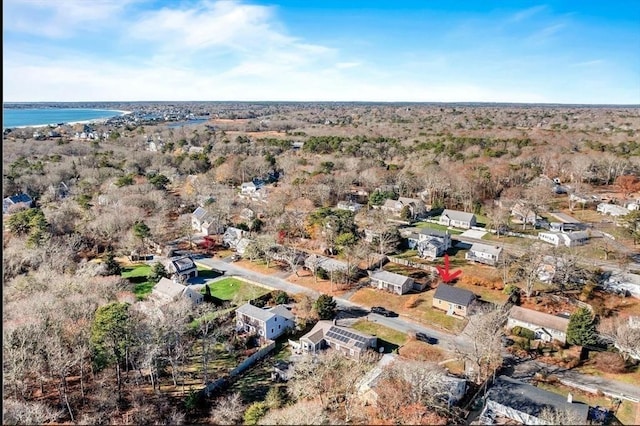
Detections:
[509, 5, 547, 23]
[2, 0, 136, 38]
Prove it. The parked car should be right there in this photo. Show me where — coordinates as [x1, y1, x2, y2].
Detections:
[370, 306, 398, 317]
[416, 332, 438, 345]
[230, 254, 241, 262]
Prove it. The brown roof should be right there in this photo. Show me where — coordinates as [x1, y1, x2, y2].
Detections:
[509, 306, 569, 333]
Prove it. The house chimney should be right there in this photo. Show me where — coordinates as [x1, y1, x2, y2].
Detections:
[567, 392, 573, 404]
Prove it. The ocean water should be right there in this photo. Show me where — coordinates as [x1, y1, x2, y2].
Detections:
[2, 108, 127, 129]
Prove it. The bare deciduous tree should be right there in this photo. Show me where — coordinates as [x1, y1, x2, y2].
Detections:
[457, 306, 508, 384]
[598, 317, 640, 362]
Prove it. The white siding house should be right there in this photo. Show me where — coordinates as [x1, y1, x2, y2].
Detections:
[507, 306, 569, 343]
[235, 303, 295, 341]
[465, 243, 503, 266]
[439, 209, 477, 229]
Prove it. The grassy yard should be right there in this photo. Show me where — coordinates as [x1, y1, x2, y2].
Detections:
[535, 381, 638, 425]
[121, 264, 154, 300]
[349, 288, 467, 334]
[206, 277, 269, 301]
[352, 319, 408, 351]
[415, 221, 463, 234]
[397, 339, 447, 362]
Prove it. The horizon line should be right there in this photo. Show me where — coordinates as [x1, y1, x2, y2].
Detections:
[4, 100, 640, 107]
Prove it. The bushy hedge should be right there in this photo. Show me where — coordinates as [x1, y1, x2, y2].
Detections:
[511, 326, 535, 340]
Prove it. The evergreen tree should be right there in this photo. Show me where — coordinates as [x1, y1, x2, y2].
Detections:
[567, 307, 597, 346]
[147, 262, 168, 283]
[313, 294, 337, 320]
[103, 251, 122, 276]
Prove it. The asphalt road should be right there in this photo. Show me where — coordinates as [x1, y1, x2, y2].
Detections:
[194, 254, 640, 401]
[511, 359, 640, 403]
[194, 255, 474, 353]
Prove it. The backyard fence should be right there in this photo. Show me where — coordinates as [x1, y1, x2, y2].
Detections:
[388, 256, 438, 273]
[229, 340, 276, 377]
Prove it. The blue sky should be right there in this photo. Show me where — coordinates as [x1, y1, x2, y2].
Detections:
[3, 0, 639, 103]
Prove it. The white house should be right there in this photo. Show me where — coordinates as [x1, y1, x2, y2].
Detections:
[465, 243, 503, 266]
[191, 207, 224, 235]
[235, 303, 296, 341]
[439, 209, 477, 229]
[336, 200, 364, 212]
[368, 270, 414, 295]
[240, 181, 259, 194]
[407, 228, 451, 259]
[597, 203, 630, 217]
[222, 227, 246, 249]
[507, 306, 570, 343]
[151, 277, 204, 306]
[538, 231, 589, 248]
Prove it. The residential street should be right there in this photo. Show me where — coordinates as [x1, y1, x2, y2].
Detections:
[194, 254, 640, 403]
[511, 359, 640, 403]
[193, 255, 474, 353]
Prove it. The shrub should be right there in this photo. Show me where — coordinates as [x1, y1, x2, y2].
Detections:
[511, 326, 535, 340]
[594, 352, 627, 374]
[243, 402, 268, 425]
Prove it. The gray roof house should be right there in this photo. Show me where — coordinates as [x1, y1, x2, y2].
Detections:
[299, 320, 377, 360]
[151, 277, 204, 306]
[479, 375, 589, 425]
[336, 200, 364, 212]
[433, 284, 476, 317]
[439, 209, 477, 229]
[407, 228, 452, 259]
[304, 254, 351, 274]
[381, 197, 427, 219]
[368, 270, 414, 295]
[191, 207, 224, 236]
[166, 256, 198, 282]
[538, 231, 589, 248]
[236, 303, 295, 341]
[597, 203, 630, 217]
[3, 193, 33, 214]
[507, 306, 570, 344]
[465, 243, 503, 266]
[222, 226, 246, 249]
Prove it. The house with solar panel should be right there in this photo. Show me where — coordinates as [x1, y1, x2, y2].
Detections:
[3, 193, 33, 214]
[368, 270, 414, 295]
[299, 320, 377, 359]
[235, 302, 295, 341]
[166, 255, 198, 283]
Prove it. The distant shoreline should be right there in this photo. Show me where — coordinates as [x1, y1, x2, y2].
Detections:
[5, 110, 132, 130]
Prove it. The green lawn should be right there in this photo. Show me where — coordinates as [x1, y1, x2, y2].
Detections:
[121, 264, 154, 300]
[415, 221, 463, 234]
[121, 264, 151, 279]
[352, 319, 408, 346]
[206, 277, 269, 301]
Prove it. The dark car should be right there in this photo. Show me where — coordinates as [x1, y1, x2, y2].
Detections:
[370, 306, 398, 317]
[416, 332, 438, 345]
